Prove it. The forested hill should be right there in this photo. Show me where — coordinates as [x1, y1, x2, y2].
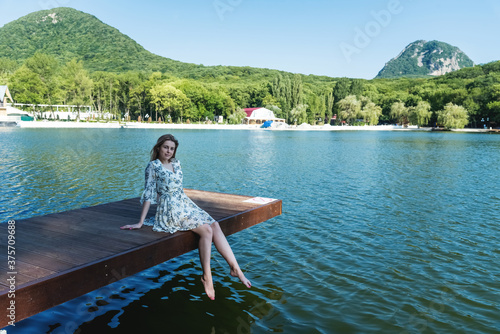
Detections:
[0, 7, 294, 82]
[0, 7, 201, 74]
[376, 40, 474, 79]
[1, 7, 500, 129]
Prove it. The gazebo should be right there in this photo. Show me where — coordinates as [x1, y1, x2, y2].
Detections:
[0, 85, 13, 116]
[243, 107, 286, 125]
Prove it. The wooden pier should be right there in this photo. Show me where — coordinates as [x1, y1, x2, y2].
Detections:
[0, 189, 282, 327]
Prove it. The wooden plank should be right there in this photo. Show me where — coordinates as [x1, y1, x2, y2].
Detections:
[0, 190, 281, 327]
[8, 247, 82, 273]
[1, 272, 34, 287]
[3, 260, 55, 280]
[28, 211, 159, 244]
[11, 224, 120, 266]
[21, 218, 150, 252]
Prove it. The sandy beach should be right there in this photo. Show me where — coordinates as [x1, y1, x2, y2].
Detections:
[13, 121, 400, 130]
[14, 120, 493, 132]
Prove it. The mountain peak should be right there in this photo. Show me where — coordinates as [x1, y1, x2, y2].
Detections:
[36, 12, 60, 24]
[0, 7, 197, 73]
[14, 7, 88, 25]
[376, 40, 474, 79]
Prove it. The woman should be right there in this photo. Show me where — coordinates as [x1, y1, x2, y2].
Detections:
[120, 134, 251, 300]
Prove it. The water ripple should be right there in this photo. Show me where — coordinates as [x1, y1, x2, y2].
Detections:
[2, 130, 500, 333]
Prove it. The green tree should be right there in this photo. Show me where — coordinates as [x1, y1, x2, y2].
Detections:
[359, 97, 382, 125]
[24, 52, 60, 107]
[205, 85, 235, 118]
[408, 101, 432, 127]
[91, 71, 119, 116]
[271, 73, 303, 115]
[326, 89, 334, 122]
[0, 58, 19, 84]
[289, 104, 308, 124]
[60, 59, 93, 119]
[227, 85, 250, 108]
[116, 71, 145, 120]
[9, 65, 46, 104]
[436, 103, 468, 129]
[9, 53, 61, 116]
[462, 97, 480, 127]
[361, 82, 380, 104]
[233, 83, 268, 108]
[337, 95, 361, 124]
[150, 83, 190, 122]
[485, 83, 500, 125]
[332, 78, 350, 103]
[271, 73, 291, 113]
[171, 79, 207, 122]
[390, 101, 409, 125]
[350, 79, 364, 97]
[129, 73, 154, 121]
[262, 93, 280, 109]
[307, 94, 325, 124]
[291, 74, 304, 109]
[228, 109, 247, 124]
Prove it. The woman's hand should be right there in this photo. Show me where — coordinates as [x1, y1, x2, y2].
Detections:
[120, 222, 143, 230]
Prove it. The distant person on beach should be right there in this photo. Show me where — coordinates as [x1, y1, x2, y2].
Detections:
[120, 134, 251, 300]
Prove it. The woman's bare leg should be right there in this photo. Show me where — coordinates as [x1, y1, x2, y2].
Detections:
[192, 224, 215, 300]
[210, 222, 251, 288]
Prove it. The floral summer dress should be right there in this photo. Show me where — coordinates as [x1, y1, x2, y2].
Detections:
[141, 159, 216, 233]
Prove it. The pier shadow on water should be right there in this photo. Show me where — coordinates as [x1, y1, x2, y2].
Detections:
[9, 254, 285, 334]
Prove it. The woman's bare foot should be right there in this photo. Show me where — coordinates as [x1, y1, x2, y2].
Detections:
[201, 276, 215, 300]
[230, 267, 251, 288]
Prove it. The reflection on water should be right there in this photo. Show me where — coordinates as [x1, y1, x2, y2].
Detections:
[75, 257, 285, 334]
[1, 129, 500, 333]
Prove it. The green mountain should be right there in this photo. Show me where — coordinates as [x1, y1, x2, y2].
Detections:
[0, 7, 203, 74]
[375, 40, 474, 79]
[0, 8, 479, 84]
[0, 7, 297, 82]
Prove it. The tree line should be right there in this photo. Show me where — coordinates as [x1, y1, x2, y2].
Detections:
[1, 52, 500, 128]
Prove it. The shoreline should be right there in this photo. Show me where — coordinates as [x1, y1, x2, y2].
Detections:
[12, 121, 493, 132]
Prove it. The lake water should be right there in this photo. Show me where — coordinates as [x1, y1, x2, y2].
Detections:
[1, 128, 499, 333]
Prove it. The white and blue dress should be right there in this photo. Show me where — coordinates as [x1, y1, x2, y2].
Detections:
[141, 158, 216, 233]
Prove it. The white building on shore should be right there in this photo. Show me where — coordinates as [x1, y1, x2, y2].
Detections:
[242, 107, 286, 125]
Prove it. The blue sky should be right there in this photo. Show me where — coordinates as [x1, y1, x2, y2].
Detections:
[1, 0, 499, 79]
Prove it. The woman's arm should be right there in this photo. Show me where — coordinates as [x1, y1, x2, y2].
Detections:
[137, 200, 151, 226]
[121, 161, 157, 230]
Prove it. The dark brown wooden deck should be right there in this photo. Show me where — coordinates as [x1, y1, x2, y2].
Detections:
[0, 189, 282, 327]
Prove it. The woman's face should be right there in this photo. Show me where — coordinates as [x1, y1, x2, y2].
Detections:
[159, 140, 176, 162]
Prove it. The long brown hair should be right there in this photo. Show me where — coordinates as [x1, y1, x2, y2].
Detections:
[150, 134, 179, 161]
